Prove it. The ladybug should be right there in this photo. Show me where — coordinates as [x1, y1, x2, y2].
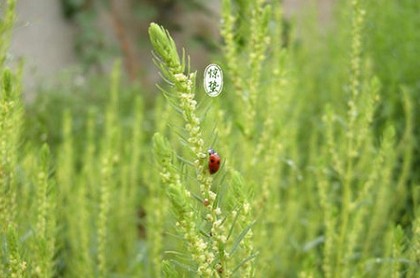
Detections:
[208, 148, 221, 174]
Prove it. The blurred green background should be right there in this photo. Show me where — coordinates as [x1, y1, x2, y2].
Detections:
[13, 0, 223, 153]
[10, 1, 419, 183]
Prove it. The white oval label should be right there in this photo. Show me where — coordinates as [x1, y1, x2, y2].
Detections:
[203, 64, 223, 97]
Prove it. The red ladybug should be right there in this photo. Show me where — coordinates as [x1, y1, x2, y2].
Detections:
[208, 148, 221, 174]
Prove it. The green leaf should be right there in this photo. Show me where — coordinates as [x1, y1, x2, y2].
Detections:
[231, 252, 259, 275]
[230, 220, 256, 256]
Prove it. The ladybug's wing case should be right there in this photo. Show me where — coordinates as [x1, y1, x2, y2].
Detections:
[208, 153, 221, 174]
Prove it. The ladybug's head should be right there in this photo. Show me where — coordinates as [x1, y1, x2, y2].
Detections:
[208, 148, 216, 155]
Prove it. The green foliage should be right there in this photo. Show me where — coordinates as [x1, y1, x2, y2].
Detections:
[1, 0, 419, 277]
[149, 23, 256, 276]
[364, 0, 420, 186]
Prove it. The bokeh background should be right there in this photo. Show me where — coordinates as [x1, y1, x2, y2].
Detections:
[11, 0, 334, 97]
[9, 0, 418, 183]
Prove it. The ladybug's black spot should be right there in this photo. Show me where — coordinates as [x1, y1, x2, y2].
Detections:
[217, 161, 220, 165]
[210, 158, 214, 163]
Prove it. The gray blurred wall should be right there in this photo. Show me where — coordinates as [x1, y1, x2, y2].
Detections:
[10, 0, 77, 100]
